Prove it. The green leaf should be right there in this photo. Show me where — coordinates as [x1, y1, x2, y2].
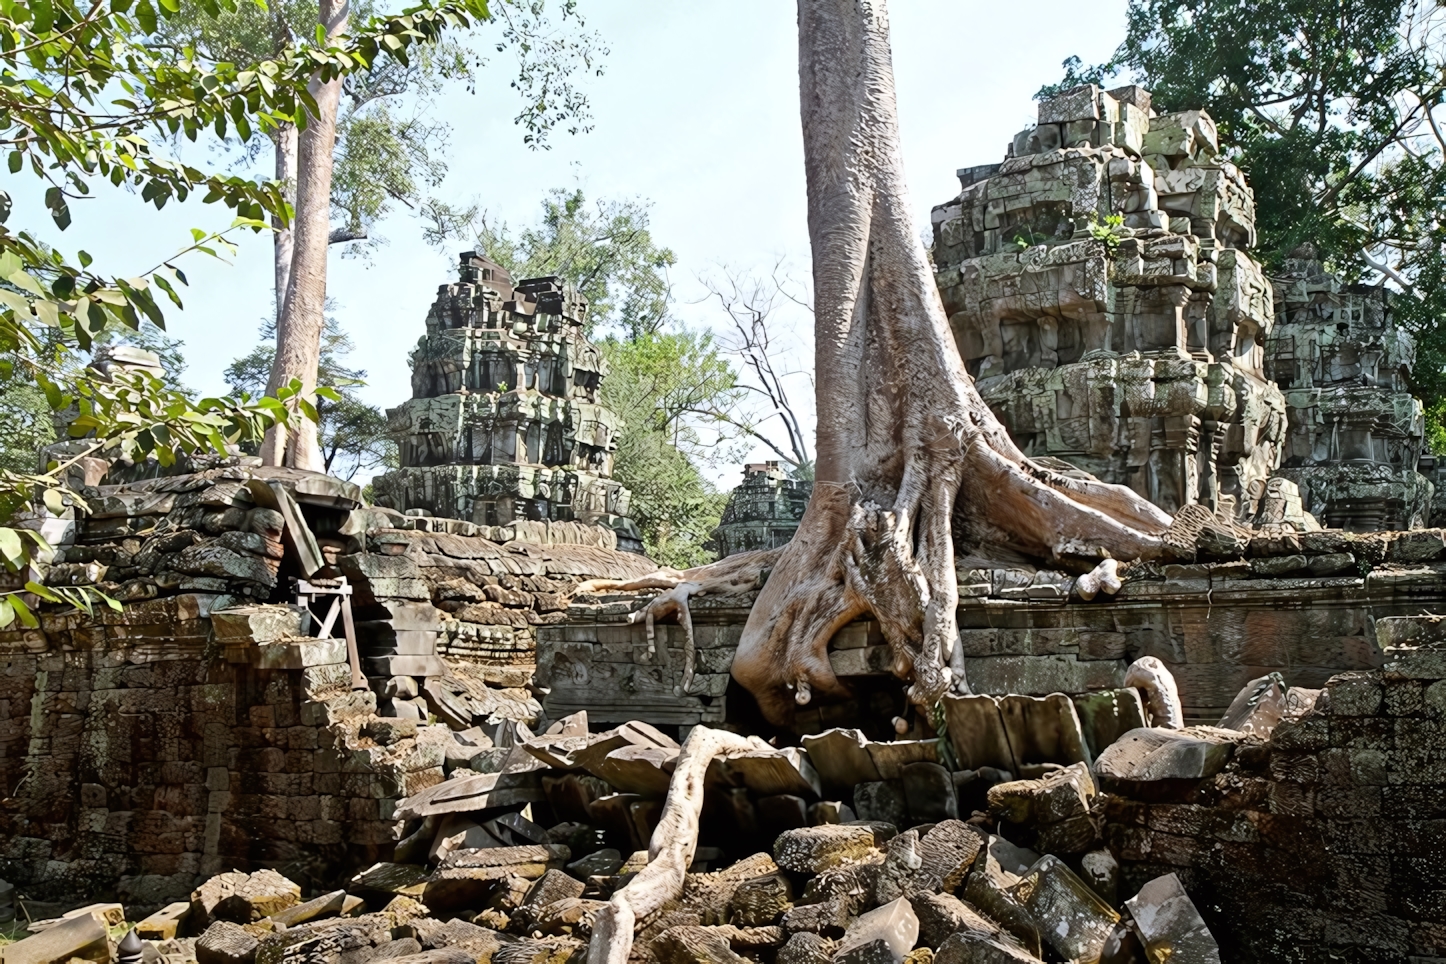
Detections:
[9, 593, 36, 629]
[135, 0, 156, 33]
[42, 487, 67, 515]
[44, 187, 71, 230]
[0, 528, 24, 569]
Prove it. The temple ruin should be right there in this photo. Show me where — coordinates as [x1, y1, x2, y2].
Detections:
[372, 253, 643, 553]
[2, 79, 1446, 964]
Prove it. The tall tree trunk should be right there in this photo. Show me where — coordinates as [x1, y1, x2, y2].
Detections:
[272, 122, 298, 325]
[583, 0, 1177, 726]
[727, 0, 1173, 722]
[261, 0, 348, 469]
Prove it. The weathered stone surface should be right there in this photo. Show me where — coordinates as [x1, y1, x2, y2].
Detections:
[962, 838, 1043, 958]
[1007, 855, 1118, 962]
[778, 932, 836, 964]
[730, 873, 794, 927]
[932, 931, 1041, 964]
[901, 763, 958, 823]
[1093, 726, 1242, 790]
[911, 820, 985, 895]
[196, 922, 259, 964]
[193, 869, 302, 925]
[854, 782, 908, 829]
[775, 825, 876, 874]
[1124, 873, 1221, 964]
[833, 938, 896, 964]
[650, 925, 750, 964]
[0, 912, 109, 964]
[835, 898, 917, 962]
[136, 902, 193, 941]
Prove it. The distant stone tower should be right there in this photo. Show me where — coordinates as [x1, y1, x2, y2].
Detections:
[1265, 245, 1429, 530]
[372, 252, 643, 551]
[931, 84, 1287, 518]
[710, 462, 812, 558]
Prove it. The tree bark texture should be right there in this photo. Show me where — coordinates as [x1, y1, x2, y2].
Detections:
[261, 0, 348, 470]
[272, 122, 298, 326]
[606, 0, 1179, 727]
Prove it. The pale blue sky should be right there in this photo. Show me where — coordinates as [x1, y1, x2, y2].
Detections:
[4, 0, 1128, 479]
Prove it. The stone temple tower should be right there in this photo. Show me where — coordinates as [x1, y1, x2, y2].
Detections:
[372, 252, 642, 551]
[931, 84, 1287, 518]
[930, 83, 1431, 531]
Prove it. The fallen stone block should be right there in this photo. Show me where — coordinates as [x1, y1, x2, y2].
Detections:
[834, 897, 917, 962]
[265, 890, 347, 927]
[779, 932, 836, 964]
[912, 820, 985, 894]
[854, 781, 908, 828]
[1124, 873, 1221, 964]
[776, 825, 877, 873]
[730, 873, 795, 927]
[867, 739, 942, 780]
[349, 863, 430, 901]
[196, 922, 258, 964]
[902, 762, 958, 823]
[801, 728, 883, 795]
[650, 925, 749, 964]
[940, 695, 1018, 773]
[908, 892, 1002, 950]
[716, 745, 822, 797]
[932, 931, 1041, 963]
[834, 938, 896, 964]
[193, 869, 301, 925]
[999, 694, 1091, 768]
[377, 951, 474, 964]
[373, 939, 424, 960]
[1070, 689, 1148, 760]
[532, 897, 607, 938]
[62, 903, 125, 928]
[1079, 849, 1119, 906]
[1218, 673, 1287, 736]
[136, 901, 192, 941]
[0, 912, 109, 964]
[987, 763, 1098, 853]
[1093, 727, 1242, 796]
[1007, 855, 1118, 962]
[783, 899, 853, 939]
[520, 869, 586, 917]
[566, 848, 623, 879]
[962, 838, 1042, 958]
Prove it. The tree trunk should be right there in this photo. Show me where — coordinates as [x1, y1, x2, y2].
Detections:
[727, 0, 1174, 722]
[596, 0, 1178, 727]
[261, 0, 348, 469]
[272, 122, 298, 325]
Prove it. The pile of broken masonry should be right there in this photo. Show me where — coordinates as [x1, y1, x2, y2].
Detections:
[0, 660, 1253, 964]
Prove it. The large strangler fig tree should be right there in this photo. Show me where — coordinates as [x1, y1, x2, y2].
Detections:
[583, 0, 1174, 726]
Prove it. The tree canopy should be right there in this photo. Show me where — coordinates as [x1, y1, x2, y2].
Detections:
[227, 316, 396, 480]
[426, 187, 676, 338]
[1043, 0, 1446, 431]
[0, 0, 491, 624]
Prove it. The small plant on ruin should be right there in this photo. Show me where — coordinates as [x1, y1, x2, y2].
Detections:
[1088, 213, 1128, 253]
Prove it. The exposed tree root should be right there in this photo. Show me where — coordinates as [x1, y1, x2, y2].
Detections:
[1125, 656, 1185, 729]
[576, 549, 783, 696]
[586, 726, 769, 964]
[579, 0, 1181, 727]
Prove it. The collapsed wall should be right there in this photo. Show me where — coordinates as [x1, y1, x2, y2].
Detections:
[1103, 615, 1446, 962]
[0, 463, 653, 906]
[541, 526, 1446, 730]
